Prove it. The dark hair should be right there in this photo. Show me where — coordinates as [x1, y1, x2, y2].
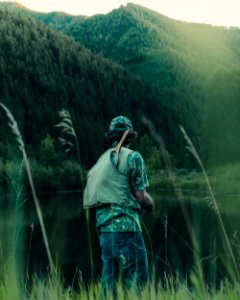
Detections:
[105, 130, 138, 146]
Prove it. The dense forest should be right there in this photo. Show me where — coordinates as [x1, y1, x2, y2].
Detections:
[62, 4, 240, 166]
[2, 2, 240, 169]
[23, 4, 240, 168]
[0, 4, 170, 170]
[0, 1, 240, 170]
[0, 2, 202, 175]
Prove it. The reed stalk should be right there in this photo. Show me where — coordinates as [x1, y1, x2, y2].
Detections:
[0, 102, 56, 276]
[180, 125, 240, 280]
[55, 108, 84, 186]
[141, 116, 205, 287]
[24, 223, 34, 297]
[56, 108, 93, 279]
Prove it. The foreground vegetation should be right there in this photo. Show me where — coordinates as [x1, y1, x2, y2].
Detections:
[1, 265, 240, 300]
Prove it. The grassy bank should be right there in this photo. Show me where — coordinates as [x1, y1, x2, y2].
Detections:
[149, 162, 240, 195]
[149, 169, 208, 192]
[1, 268, 240, 300]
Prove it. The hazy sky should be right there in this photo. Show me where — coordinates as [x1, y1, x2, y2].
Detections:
[3, 0, 240, 27]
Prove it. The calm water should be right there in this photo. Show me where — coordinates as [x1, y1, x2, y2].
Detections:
[1, 189, 239, 286]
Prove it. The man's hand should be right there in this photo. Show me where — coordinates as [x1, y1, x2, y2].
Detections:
[135, 190, 154, 213]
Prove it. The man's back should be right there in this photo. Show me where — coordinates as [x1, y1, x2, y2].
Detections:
[83, 115, 154, 295]
[83, 147, 142, 211]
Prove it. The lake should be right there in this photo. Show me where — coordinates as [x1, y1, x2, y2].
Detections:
[1, 188, 239, 287]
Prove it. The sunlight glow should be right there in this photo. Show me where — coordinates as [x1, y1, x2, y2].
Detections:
[2, 0, 240, 27]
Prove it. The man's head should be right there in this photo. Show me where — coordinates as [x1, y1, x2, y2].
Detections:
[109, 116, 134, 132]
[105, 116, 138, 146]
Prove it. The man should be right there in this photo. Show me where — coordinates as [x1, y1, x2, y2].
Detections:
[83, 116, 154, 294]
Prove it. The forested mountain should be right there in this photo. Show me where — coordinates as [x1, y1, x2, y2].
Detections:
[23, 11, 83, 31]
[0, 6, 186, 169]
[16, 1, 240, 166]
[2, 2, 240, 167]
[61, 3, 240, 166]
[0, 1, 84, 30]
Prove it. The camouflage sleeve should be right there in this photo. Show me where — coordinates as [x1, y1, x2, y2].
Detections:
[128, 151, 149, 191]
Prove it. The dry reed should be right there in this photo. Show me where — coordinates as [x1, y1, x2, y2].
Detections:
[0, 102, 56, 275]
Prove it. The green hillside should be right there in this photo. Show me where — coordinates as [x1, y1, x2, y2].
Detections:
[0, 6, 187, 169]
[24, 11, 83, 31]
[62, 3, 240, 166]
[63, 3, 238, 80]
[0, 1, 84, 30]
[2, 2, 240, 167]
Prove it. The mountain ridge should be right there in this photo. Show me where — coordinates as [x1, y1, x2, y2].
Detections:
[1, 2, 240, 165]
[0, 7, 174, 167]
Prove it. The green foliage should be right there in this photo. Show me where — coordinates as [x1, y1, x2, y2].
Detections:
[0, 5, 168, 168]
[59, 160, 86, 190]
[29, 162, 59, 192]
[1, 2, 240, 169]
[63, 3, 206, 155]
[25, 12, 84, 32]
[0, 157, 84, 193]
[0, 142, 20, 161]
[0, 159, 24, 192]
[40, 135, 57, 166]
[209, 162, 240, 197]
[147, 147, 163, 171]
[203, 67, 240, 165]
[59, 3, 240, 168]
[0, 264, 22, 300]
[1, 270, 240, 299]
[21, 159, 85, 192]
[0, 141, 8, 158]
[137, 134, 155, 160]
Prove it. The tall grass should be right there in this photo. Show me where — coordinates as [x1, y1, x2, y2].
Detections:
[55, 108, 84, 187]
[55, 108, 94, 279]
[141, 117, 240, 293]
[0, 103, 55, 275]
[141, 116, 205, 288]
[1, 272, 240, 299]
[180, 125, 240, 281]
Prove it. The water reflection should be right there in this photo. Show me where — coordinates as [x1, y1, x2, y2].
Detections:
[1, 190, 239, 286]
